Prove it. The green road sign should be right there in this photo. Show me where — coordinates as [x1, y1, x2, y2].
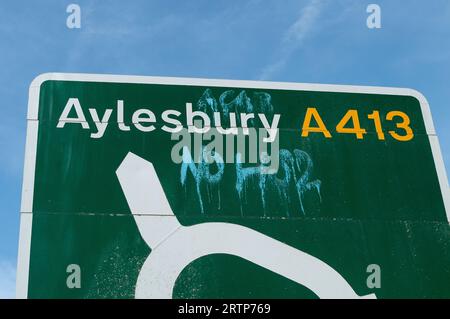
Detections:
[17, 73, 450, 298]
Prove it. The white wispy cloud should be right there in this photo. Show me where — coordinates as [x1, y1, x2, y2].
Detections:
[0, 260, 16, 299]
[259, 0, 324, 80]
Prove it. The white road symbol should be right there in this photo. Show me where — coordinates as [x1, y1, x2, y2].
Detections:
[116, 152, 376, 299]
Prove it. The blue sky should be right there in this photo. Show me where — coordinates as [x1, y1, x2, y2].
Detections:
[1, 0, 450, 298]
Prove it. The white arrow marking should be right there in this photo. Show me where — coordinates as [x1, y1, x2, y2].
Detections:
[116, 152, 375, 299]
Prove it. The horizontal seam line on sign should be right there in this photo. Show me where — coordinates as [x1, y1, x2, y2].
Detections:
[20, 211, 450, 225]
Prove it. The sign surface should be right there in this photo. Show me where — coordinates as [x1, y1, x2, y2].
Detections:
[17, 73, 450, 298]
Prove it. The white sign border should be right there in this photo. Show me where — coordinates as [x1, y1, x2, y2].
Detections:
[16, 72, 450, 299]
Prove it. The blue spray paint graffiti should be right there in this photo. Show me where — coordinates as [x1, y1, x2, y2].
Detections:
[180, 146, 225, 214]
[235, 148, 321, 216]
[293, 149, 322, 213]
[182, 146, 321, 216]
[197, 88, 274, 128]
[180, 89, 322, 216]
